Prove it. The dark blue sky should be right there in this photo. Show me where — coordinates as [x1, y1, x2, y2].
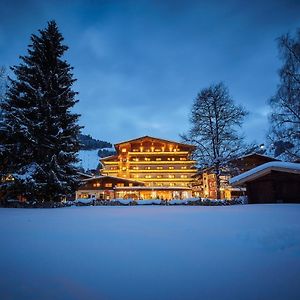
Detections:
[1, 0, 299, 144]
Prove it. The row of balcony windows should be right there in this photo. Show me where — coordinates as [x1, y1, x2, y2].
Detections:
[121, 147, 181, 153]
[109, 166, 189, 171]
[92, 182, 189, 188]
[133, 175, 189, 179]
[145, 182, 189, 187]
[131, 157, 187, 162]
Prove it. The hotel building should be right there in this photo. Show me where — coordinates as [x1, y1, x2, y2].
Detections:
[77, 136, 197, 200]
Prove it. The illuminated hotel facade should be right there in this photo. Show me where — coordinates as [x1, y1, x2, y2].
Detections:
[98, 136, 197, 199]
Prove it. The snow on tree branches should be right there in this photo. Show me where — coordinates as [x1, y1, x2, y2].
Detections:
[269, 30, 300, 161]
[182, 82, 248, 199]
[0, 21, 82, 202]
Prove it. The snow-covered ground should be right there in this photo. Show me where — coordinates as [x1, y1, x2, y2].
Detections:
[1, 205, 300, 300]
[77, 149, 100, 170]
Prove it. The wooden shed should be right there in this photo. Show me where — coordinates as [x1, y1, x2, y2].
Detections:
[230, 162, 300, 204]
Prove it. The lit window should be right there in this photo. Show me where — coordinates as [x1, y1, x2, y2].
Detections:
[133, 166, 139, 170]
[145, 157, 150, 161]
[169, 175, 175, 178]
[145, 166, 151, 170]
[117, 183, 124, 187]
[133, 149, 138, 152]
[180, 157, 186, 161]
[181, 166, 187, 169]
[96, 183, 100, 187]
[181, 175, 188, 178]
[157, 175, 162, 178]
[121, 148, 127, 153]
[156, 158, 161, 161]
[129, 183, 133, 187]
[132, 158, 139, 161]
[168, 166, 174, 170]
[105, 183, 112, 187]
[157, 167, 163, 170]
[122, 167, 127, 171]
[145, 175, 152, 179]
[155, 149, 161, 152]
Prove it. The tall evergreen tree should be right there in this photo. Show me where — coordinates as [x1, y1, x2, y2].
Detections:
[182, 83, 248, 199]
[0, 21, 82, 202]
[269, 30, 300, 161]
[0, 67, 7, 178]
[0, 66, 6, 100]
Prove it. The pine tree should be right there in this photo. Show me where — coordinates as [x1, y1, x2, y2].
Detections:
[0, 21, 82, 202]
[182, 83, 248, 199]
[269, 30, 300, 161]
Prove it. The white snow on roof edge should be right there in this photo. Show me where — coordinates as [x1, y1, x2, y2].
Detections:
[229, 161, 300, 186]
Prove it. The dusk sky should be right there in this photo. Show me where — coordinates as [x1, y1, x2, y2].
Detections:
[1, 0, 299, 144]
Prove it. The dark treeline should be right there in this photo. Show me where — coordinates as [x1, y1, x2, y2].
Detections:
[79, 134, 112, 150]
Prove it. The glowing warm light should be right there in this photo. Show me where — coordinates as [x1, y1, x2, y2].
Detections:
[100, 137, 197, 191]
[127, 151, 189, 155]
[138, 178, 192, 182]
[128, 161, 196, 164]
[129, 169, 196, 173]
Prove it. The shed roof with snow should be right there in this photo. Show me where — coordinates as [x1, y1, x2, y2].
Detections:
[229, 161, 300, 186]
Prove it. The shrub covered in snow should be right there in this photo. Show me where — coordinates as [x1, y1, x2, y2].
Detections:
[73, 198, 94, 206]
[136, 199, 162, 205]
[110, 198, 137, 206]
[0, 196, 248, 208]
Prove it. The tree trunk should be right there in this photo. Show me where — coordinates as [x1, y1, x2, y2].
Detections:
[215, 163, 221, 200]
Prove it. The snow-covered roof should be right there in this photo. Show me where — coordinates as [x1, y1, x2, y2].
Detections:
[77, 172, 93, 178]
[230, 161, 300, 186]
[230, 152, 278, 162]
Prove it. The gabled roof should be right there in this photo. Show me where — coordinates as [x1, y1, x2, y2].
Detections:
[100, 155, 118, 161]
[114, 135, 196, 149]
[229, 152, 279, 162]
[77, 172, 93, 178]
[229, 162, 300, 186]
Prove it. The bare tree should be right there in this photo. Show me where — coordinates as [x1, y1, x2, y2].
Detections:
[269, 30, 300, 161]
[182, 82, 248, 199]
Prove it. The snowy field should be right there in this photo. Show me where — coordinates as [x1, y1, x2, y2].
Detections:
[1, 205, 300, 300]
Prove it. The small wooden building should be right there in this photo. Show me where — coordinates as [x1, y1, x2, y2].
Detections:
[230, 162, 300, 204]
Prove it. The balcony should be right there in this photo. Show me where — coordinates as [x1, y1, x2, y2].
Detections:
[128, 160, 197, 165]
[128, 151, 189, 155]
